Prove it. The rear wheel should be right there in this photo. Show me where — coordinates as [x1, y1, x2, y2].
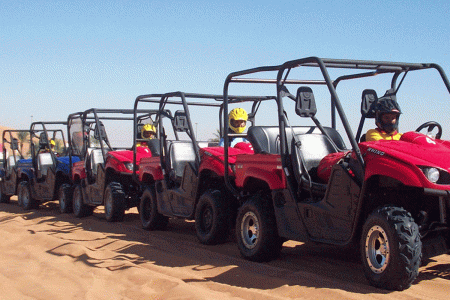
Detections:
[58, 184, 73, 213]
[235, 193, 283, 262]
[361, 206, 421, 290]
[195, 189, 231, 245]
[104, 182, 125, 222]
[0, 184, 11, 203]
[19, 181, 38, 210]
[139, 186, 168, 230]
[72, 184, 94, 218]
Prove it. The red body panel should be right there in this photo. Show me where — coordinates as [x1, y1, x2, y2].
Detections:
[139, 156, 163, 182]
[199, 146, 253, 176]
[359, 131, 450, 190]
[106, 147, 152, 174]
[234, 154, 285, 190]
[72, 160, 86, 180]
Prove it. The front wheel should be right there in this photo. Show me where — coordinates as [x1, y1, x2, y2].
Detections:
[235, 193, 283, 262]
[195, 189, 231, 245]
[139, 186, 168, 230]
[361, 206, 421, 290]
[18, 181, 38, 210]
[58, 184, 73, 213]
[72, 184, 94, 218]
[0, 184, 11, 203]
[104, 182, 125, 222]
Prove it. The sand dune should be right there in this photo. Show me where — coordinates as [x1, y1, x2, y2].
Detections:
[1, 197, 449, 299]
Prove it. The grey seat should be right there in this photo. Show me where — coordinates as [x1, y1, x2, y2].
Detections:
[38, 153, 54, 177]
[247, 126, 346, 155]
[90, 149, 104, 175]
[168, 141, 196, 180]
[293, 134, 338, 172]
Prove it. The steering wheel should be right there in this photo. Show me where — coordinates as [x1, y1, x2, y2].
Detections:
[415, 121, 442, 139]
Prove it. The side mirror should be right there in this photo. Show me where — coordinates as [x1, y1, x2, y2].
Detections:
[361, 89, 378, 117]
[11, 138, 19, 150]
[39, 133, 49, 148]
[173, 110, 189, 132]
[94, 122, 107, 141]
[295, 86, 317, 117]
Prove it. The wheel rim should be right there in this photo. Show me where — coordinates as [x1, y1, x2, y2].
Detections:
[240, 211, 259, 249]
[365, 225, 390, 273]
[201, 205, 213, 232]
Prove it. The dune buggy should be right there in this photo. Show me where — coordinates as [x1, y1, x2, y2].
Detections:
[222, 57, 450, 290]
[0, 130, 33, 204]
[14, 121, 80, 210]
[67, 108, 161, 221]
[133, 92, 274, 244]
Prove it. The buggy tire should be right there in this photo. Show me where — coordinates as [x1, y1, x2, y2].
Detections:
[195, 189, 231, 245]
[139, 186, 168, 230]
[19, 181, 38, 210]
[72, 184, 94, 218]
[361, 206, 421, 291]
[58, 184, 73, 213]
[235, 193, 283, 262]
[104, 182, 125, 222]
[0, 184, 11, 203]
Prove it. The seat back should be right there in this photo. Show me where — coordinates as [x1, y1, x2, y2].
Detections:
[90, 148, 104, 175]
[168, 141, 196, 179]
[247, 126, 346, 155]
[7, 156, 16, 171]
[38, 153, 54, 177]
[293, 134, 338, 172]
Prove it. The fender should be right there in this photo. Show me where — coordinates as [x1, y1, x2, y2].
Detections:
[199, 155, 231, 177]
[72, 160, 86, 181]
[234, 154, 285, 189]
[364, 155, 423, 187]
[139, 157, 163, 182]
[17, 167, 34, 181]
[238, 166, 285, 190]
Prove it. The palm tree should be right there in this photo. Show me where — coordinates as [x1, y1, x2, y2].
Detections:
[209, 128, 221, 142]
[16, 131, 29, 154]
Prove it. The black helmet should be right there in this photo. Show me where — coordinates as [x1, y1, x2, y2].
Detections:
[375, 97, 401, 133]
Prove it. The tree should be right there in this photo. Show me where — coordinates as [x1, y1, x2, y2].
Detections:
[209, 128, 220, 143]
[16, 131, 29, 154]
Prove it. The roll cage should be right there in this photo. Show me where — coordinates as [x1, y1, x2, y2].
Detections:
[132, 92, 277, 182]
[223, 57, 450, 197]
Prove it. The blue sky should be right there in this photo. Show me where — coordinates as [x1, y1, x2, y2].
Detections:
[1, 0, 450, 140]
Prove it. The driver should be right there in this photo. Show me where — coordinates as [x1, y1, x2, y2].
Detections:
[136, 124, 156, 147]
[365, 97, 402, 141]
[219, 108, 249, 147]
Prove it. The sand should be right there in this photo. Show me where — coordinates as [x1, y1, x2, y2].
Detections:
[1, 197, 449, 300]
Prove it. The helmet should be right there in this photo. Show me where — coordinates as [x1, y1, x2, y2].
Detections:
[141, 124, 156, 139]
[50, 139, 56, 147]
[375, 97, 401, 133]
[229, 108, 248, 134]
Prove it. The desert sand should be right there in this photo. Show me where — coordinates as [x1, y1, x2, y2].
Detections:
[1, 197, 449, 300]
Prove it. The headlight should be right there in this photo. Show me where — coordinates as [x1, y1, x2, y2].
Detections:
[418, 166, 450, 184]
[124, 162, 134, 171]
[422, 167, 440, 183]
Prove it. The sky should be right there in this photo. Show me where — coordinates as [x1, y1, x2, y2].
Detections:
[1, 0, 450, 142]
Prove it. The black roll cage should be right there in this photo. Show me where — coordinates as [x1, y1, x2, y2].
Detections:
[131, 92, 276, 183]
[223, 56, 450, 197]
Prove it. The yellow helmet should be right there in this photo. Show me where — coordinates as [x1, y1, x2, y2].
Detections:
[229, 108, 248, 134]
[50, 139, 56, 146]
[141, 124, 156, 139]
